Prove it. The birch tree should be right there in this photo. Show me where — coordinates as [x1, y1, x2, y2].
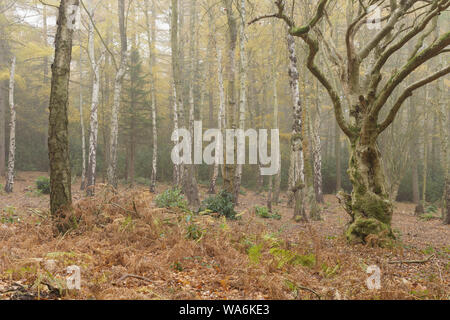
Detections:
[0, 7, 8, 177]
[48, 0, 79, 230]
[4, 56, 15, 193]
[234, 0, 247, 204]
[287, 34, 307, 221]
[222, 0, 238, 200]
[78, 36, 87, 190]
[144, 0, 158, 193]
[184, 0, 200, 207]
[86, 0, 104, 196]
[208, 6, 225, 195]
[311, 79, 324, 203]
[106, 0, 128, 188]
[171, 0, 199, 207]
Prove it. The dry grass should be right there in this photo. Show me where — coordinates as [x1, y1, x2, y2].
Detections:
[0, 173, 449, 300]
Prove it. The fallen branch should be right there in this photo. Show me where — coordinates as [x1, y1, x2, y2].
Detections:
[297, 285, 322, 300]
[388, 254, 435, 265]
[109, 203, 140, 218]
[114, 274, 152, 285]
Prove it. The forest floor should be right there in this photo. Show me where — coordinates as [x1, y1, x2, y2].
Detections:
[0, 172, 448, 300]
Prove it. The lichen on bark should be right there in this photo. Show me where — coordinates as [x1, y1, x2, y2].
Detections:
[343, 135, 395, 244]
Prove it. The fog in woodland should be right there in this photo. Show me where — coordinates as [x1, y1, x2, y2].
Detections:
[0, 0, 448, 301]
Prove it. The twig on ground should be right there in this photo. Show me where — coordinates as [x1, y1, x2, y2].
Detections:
[388, 254, 435, 264]
[114, 274, 152, 285]
[109, 203, 140, 218]
[297, 285, 322, 300]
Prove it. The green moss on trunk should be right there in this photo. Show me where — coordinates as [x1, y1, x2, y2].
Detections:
[344, 136, 394, 245]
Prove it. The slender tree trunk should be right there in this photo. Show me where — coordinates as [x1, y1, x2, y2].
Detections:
[144, 0, 158, 193]
[183, 0, 200, 208]
[422, 105, 429, 205]
[335, 118, 341, 192]
[234, 0, 247, 204]
[86, 1, 102, 196]
[410, 95, 420, 205]
[4, 56, 16, 193]
[222, 0, 237, 199]
[270, 22, 281, 206]
[311, 81, 324, 204]
[78, 44, 86, 190]
[48, 0, 79, 231]
[107, 0, 128, 189]
[287, 34, 306, 221]
[43, 5, 49, 83]
[172, 81, 180, 186]
[0, 21, 7, 177]
[209, 48, 225, 194]
[0, 79, 5, 178]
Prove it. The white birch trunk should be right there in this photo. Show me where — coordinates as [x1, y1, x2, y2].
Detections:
[107, 0, 127, 188]
[311, 83, 324, 203]
[4, 56, 16, 193]
[287, 34, 306, 221]
[145, 0, 158, 193]
[234, 0, 247, 203]
[78, 45, 86, 190]
[209, 48, 225, 194]
[86, 1, 102, 196]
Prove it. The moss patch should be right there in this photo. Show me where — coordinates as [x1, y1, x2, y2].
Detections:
[353, 191, 392, 225]
[345, 217, 392, 245]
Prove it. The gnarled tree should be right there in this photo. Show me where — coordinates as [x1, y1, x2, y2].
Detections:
[251, 0, 450, 243]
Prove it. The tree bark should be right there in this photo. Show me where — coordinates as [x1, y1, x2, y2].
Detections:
[86, 0, 102, 196]
[4, 56, 16, 193]
[222, 0, 237, 199]
[409, 94, 420, 205]
[311, 80, 324, 204]
[287, 34, 306, 222]
[0, 17, 8, 177]
[234, 0, 247, 204]
[335, 117, 341, 192]
[107, 0, 128, 189]
[48, 0, 79, 231]
[343, 126, 394, 243]
[78, 41, 86, 190]
[209, 47, 225, 195]
[270, 21, 281, 206]
[144, 0, 158, 193]
[183, 0, 200, 208]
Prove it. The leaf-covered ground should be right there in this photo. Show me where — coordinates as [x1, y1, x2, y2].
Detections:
[0, 172, 448, 300]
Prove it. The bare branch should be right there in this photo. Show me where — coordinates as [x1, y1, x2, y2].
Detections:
[378, 64, 450, 133]
[372, 30, 450, 117]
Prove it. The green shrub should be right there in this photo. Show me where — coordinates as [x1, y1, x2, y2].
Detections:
[155, 187, 187, 210]
[199, 190, 237, 219]
[425, 204, 438, 214]
[419, 213, 438, 221]
[269, 248, 316, 269]
[186, 223, 204, 241]
[1, 206, 19, 224]
[254, 206, 281, 220]
[36, 176, 50, 195]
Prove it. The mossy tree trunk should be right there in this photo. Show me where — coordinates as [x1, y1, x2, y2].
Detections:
[48, 0, 79, 232]
[343, 120, 393, 243]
